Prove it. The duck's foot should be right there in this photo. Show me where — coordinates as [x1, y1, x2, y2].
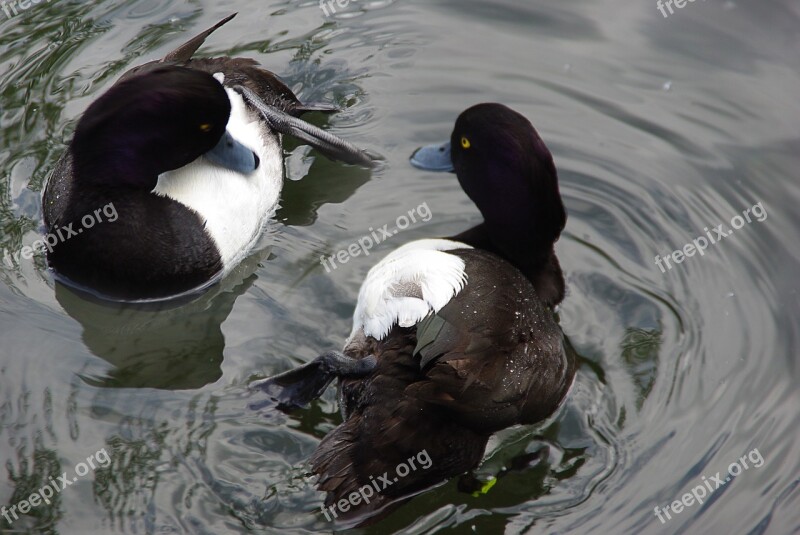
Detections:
[456, 446, 548, 496]
[456, 472, 484, 494]
[249, 351, 377, 410]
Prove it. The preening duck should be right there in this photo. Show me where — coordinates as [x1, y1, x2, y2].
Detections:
[251, 103, 576, 525]
[42, 14, 374, 301]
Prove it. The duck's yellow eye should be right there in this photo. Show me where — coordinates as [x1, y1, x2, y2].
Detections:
[460, 136, 471, 149]
[199, 123, 212, 132]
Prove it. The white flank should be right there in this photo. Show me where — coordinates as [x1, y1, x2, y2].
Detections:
[153, 81, 283, 272]
[348, 239, 472, 341]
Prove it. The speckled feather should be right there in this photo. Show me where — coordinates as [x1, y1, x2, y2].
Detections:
[310, 249, 575, 524]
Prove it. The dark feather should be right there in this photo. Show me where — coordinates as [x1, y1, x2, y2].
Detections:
[309, 249, 576, 525]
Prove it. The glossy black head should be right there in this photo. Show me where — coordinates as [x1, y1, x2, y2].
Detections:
[412, 103, 566, 258]
[71, 66, 245, 189]
[449, 103, 565, 246]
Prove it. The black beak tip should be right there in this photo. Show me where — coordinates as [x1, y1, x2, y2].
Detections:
[252, 152, 260, 170]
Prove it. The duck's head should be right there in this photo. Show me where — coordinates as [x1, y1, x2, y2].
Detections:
[71, 66, 258, 189]
[411, 103, 566, 266]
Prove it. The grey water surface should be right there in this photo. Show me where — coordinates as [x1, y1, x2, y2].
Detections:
[1, 0, 798, 533]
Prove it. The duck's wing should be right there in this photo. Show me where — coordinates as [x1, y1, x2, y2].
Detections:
[408, 248, 571, 430]
[188, 57, 301, 110]
[118, 14, 339, 116]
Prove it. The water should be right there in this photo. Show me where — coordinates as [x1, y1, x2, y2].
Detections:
[1, 0, 799, 533]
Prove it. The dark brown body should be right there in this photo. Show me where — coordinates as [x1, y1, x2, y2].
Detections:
[251, 103, 572, 526]
[311, 249, 576, 525]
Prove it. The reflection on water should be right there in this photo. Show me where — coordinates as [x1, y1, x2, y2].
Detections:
[54, 275, 249, 390]
[1, 0, 799, 533]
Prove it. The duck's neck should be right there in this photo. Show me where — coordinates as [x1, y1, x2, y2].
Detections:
[453, 188, 566, 308]
[452, 224, 564, 307]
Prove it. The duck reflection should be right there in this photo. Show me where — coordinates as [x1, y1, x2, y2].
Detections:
[54, 254, 264, 390]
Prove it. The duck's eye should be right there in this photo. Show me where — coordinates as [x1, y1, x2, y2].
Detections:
[460, 136, 471, 149]
[199, 123, 212, 132]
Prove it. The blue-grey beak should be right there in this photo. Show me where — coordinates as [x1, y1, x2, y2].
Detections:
[410, 141, 454, 172]
[205, 130, 259, 173]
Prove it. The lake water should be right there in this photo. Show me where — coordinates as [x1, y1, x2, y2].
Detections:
[1, 0, 798, 533]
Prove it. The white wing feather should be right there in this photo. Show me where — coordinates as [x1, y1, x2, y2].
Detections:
[348, 239, 472, 341]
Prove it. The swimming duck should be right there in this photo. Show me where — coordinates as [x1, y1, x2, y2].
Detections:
[251, 103, 576, 524]
[42, 14, 373, 301]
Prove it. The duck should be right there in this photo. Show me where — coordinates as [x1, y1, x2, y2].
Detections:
[42, 14, 374, 301]
[250, 103, 576, 525]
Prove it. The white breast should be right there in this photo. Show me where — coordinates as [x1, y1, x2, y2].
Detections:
[347, 238, 473, 342]
[153, 84, 283, 272]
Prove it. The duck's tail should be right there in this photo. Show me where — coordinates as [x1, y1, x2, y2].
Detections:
[311, 410, 488, 526]
[164, 13, 237, 64]
[308, 383, 490, 526]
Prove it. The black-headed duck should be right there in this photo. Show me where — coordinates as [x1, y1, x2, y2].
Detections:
[42, 14, 373, 301]
[252, 103, 575, 524]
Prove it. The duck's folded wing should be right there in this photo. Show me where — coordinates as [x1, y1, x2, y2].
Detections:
[408, 286, 529, 432]
[407, 248, 565, 432]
